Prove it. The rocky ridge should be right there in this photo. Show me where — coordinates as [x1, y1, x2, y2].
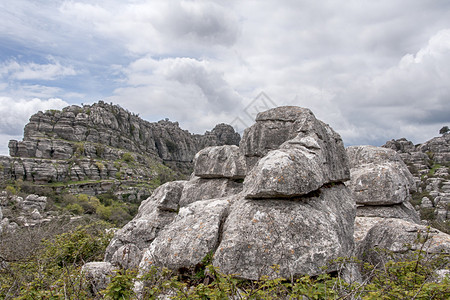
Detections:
[0, 101, 240, 199]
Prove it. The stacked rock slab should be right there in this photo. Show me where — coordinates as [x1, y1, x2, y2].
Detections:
[104, 145, 245, 270]
[100, 106, 356, 281]
[345, 146, 427, 254]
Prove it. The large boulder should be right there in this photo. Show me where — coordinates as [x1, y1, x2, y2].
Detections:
[179, 177, 242, 207]
[194, 145, 246, 179]
[244, 133, 349, 199]
[357, 218, 450, 265]
[346, 146, 415, 206]
[240, 106, 348, 172]
[140, 197, 232, 273]
[213, 185, 355, 280]
[104, 181, 184, 263]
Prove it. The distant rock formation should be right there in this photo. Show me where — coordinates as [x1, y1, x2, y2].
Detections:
[7, 101, 239, 173]
[100, 106, 356, 281]
[0, 101, 240, 199]
[383, 134, 450, 222]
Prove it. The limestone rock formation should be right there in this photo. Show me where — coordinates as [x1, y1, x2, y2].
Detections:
[239, 106, 348, 175]
[193, 145, 245, 179]
[102, 106, 356, 281]
[346, 146, 420, 249]
[82, 262, 116, 296]
[383, 135, 450, 222]
[0, 101, 240, 201]
[357, 218, 450, 266]
[7, 102, 239, 167]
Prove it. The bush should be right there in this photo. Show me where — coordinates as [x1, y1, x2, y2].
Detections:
[0, 221, 113, 298]
[5, 185, 17, 195]
[122, 152, 134, 163]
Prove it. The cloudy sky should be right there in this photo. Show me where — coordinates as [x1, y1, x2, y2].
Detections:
[1, 0, 450, 155]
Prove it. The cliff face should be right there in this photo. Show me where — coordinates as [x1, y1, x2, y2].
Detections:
[0, 101, 240, 200]
[8, 101, 240, 167]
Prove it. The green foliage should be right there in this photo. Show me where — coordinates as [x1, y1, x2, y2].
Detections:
[0, 222, 113, 299]
[66, 202, 84, 215]
[5, 184, 17, 195]
[76, 194, 101, 214]
[122, 152, 134, 163]
[439, 125, 449, 135]
[165, 139, 178, 153]
[74, 142, 85, 157]
[103, 269, 137, 299]
[95, 143, 105, 157]
[95, 161, 105, 171]
[420, 207, 436, 221]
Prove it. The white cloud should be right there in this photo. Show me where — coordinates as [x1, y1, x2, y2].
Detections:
[0, 97, 68, 136]
[1, 0, 450, 148]
[59, 0, 239, 56]
[0, 57, 77, 81]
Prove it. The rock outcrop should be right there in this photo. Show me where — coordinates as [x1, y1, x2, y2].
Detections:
[0, 101, 240, 200]
[383, 134, 450, 222]
[346, 146, 420, 247]
[357, 218, 450, 267]
[8, 101, 240, 166]
[102, 106, 356, 281]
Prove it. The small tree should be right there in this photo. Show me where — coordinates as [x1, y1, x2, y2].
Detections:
[439, 126, 449, 135]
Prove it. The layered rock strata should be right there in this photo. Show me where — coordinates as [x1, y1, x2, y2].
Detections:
[2, 101, 240, 182]
[103, 106, 356, 281]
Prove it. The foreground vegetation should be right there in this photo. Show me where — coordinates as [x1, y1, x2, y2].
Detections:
[1, 222, 448, 299]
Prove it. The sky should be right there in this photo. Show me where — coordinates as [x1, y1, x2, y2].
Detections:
[1, 0, 450, 155]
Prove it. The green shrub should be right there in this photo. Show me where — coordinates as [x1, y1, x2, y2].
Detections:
[122, 152, 134, 163]
[5, 185, 17, 195]
[95, 161, 105, 171]
[0, 222, 113, 298]
[66, 203, 84, 215]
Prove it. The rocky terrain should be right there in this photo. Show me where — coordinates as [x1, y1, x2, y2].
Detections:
[383, 134, 450, 224]
[83, 106, 450, 294]
[1, 104, 449, 297]
[0, 101, 240, 199]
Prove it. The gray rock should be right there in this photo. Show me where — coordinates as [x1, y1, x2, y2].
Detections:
[30, 209, 42, 220]
[151, 181, 186, 212]
[213, 185, 355, 280]
[357, 218, 450, 265]
[179, 177, 242, 207]
[244, 133, 349, 199]
[356, 201, 420, 223]
[104, 200, 177, 262]
[111, 244, 143, 270]
[23, 194, 47, 212]
[82, 262, 116, 296]
[240, 106, 349, 175]
[141, 198, 231, 273]
[421, 197, 433, 208]
[346, 146, 415, 205]
[194, 145, 246, 179]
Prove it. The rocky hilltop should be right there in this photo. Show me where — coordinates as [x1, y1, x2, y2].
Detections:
[8, 100, 239, 172]
[0, 101, 239, 198]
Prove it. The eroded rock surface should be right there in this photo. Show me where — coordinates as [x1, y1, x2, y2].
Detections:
[102, 106, 356, 281]
[357, 218, 450, 265]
